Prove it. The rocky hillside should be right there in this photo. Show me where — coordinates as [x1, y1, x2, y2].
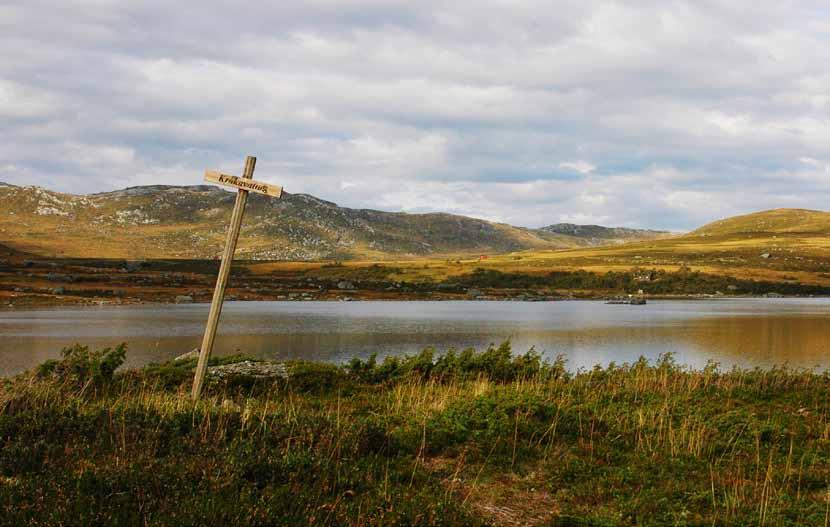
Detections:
[539, 223, 672, 244]
[0, 182, 590, 260]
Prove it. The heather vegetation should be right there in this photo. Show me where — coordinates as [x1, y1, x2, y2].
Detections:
[1, 343, 829, 526]
[450, 267, 830, 296]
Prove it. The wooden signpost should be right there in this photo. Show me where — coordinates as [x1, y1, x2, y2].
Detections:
[191, 155, 283, 400]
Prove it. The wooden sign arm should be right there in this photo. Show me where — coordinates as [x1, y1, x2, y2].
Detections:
[191, 155, 256, 400]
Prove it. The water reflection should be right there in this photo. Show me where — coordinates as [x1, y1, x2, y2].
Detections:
[1, 299, 828, 376]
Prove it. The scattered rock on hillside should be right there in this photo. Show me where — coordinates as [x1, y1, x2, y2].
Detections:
[175, 295, 194, 304]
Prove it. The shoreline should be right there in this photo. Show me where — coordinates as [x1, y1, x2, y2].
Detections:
[1, 293, 821, 310]
[2, 255, 824, 309]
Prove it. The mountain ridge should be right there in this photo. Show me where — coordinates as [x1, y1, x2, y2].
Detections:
[5, 183, 828, 264]
[0, 182, 664, 260]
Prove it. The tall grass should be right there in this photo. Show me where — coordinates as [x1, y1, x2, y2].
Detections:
[1, 343, 828, 526]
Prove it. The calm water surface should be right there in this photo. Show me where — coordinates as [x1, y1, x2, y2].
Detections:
[1, 299, 829, 376]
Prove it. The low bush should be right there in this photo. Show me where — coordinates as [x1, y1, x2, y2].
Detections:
[347, 341, 567, 384]
[36, 343, 126, 389]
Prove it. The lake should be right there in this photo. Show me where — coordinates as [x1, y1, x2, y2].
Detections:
[1, 299, 829, 376]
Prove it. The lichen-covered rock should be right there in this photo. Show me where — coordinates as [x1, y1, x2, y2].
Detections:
[208, 361, 289, 380]
[174, 349, 200, 361]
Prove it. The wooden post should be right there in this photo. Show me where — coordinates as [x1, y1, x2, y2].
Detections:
[191, 156, 257, 400]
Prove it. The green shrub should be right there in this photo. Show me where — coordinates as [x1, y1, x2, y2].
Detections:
[347, 341, 566, 384]
[36, 343, 126, 388]
[287, 361, 348, 393]
[426, 388, 558, 463]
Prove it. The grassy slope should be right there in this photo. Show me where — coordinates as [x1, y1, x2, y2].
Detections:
[692, 208, 830, 236]
[270, 209, 830, 287]
[1, 346, 828, 526]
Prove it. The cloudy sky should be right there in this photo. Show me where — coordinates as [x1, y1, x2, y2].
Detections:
[2, 1, 829, 230]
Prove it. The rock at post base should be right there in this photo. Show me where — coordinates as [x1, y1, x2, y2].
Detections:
[174, 349, 200, 362]
[208, 361, 289, 380]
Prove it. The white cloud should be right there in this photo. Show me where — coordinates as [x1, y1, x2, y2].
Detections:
[799, 157, 830, 173]
[0, 80, 61, 119]
[559, 161, 596, 174]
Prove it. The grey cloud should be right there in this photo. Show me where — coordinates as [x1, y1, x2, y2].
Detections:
[1, 1, 829, 230]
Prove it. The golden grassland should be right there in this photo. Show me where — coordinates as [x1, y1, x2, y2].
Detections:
[236, 209, 830, 287]
[244, 228, 830, 287]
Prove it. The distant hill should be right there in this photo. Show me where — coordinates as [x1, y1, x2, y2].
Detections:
[0, 182, 592, 260]
[3, 181, 830, 285]
[494, 207, 830, 286]
[539, 223, 672, 244]
[18, 183, 825, 265]
[539, 223, 673, 245]
[691, 208, 830, 237]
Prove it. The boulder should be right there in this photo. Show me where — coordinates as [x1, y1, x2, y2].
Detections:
[175, 295, 194, 304]
[174, 349, 200, 361]
[51, 287, 66, 295]
[337, 280, 355, 290]
[124, 261, 145, 273]
[208, 361, 289, 380]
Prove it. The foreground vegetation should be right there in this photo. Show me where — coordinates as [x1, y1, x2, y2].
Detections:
[1, 344, 829, 526]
